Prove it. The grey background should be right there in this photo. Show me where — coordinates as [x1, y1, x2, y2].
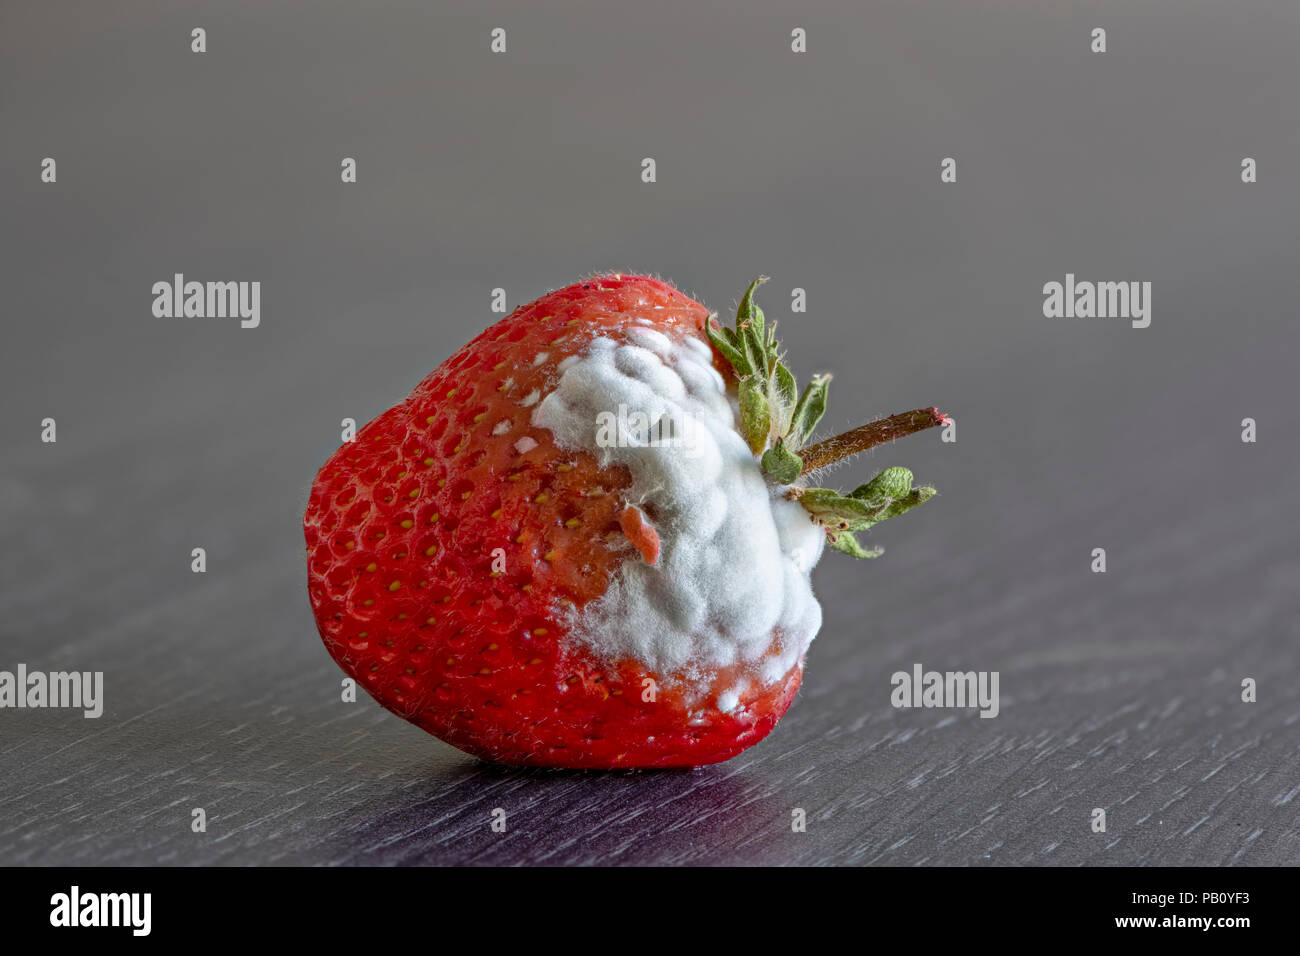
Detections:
[1, 0, 1297, 865]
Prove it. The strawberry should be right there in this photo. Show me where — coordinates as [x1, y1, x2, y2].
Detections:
[304, 274, 947, 768]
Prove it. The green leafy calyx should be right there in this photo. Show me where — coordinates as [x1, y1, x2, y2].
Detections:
[705, 277, 831, 474]
[706, 277, 948, 560]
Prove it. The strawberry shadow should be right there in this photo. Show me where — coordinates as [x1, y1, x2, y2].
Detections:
[314, 756, 782, 865]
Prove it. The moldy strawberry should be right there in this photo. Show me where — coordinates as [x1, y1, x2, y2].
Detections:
[304, 274, 948, 768]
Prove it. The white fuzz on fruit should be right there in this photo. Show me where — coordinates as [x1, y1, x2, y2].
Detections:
[532, 327, 825, 710]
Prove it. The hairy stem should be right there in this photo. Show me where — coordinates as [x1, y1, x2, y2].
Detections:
[799, 407, 949, 476]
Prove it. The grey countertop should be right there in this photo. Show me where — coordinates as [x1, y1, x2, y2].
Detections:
[1, 0, 1297, 866]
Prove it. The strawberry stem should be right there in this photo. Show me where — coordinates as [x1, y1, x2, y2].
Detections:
[799, 407, 948, 476]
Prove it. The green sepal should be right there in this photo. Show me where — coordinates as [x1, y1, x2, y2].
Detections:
[705, 314, 748, 376]
[737, 276, 769, 345]
[789, 373, 830, 448]
[738, 378, 770, 455]
[739, 322, 768, 381]
[799, 488, 885, 530]
[828, 531, 883, 559]
[800, 472, 936, 532]
[850, 466, 913, 503]
[874, 485, 936, 524]
[774, 361, 798, 434]
[761, 439, 803, 484]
